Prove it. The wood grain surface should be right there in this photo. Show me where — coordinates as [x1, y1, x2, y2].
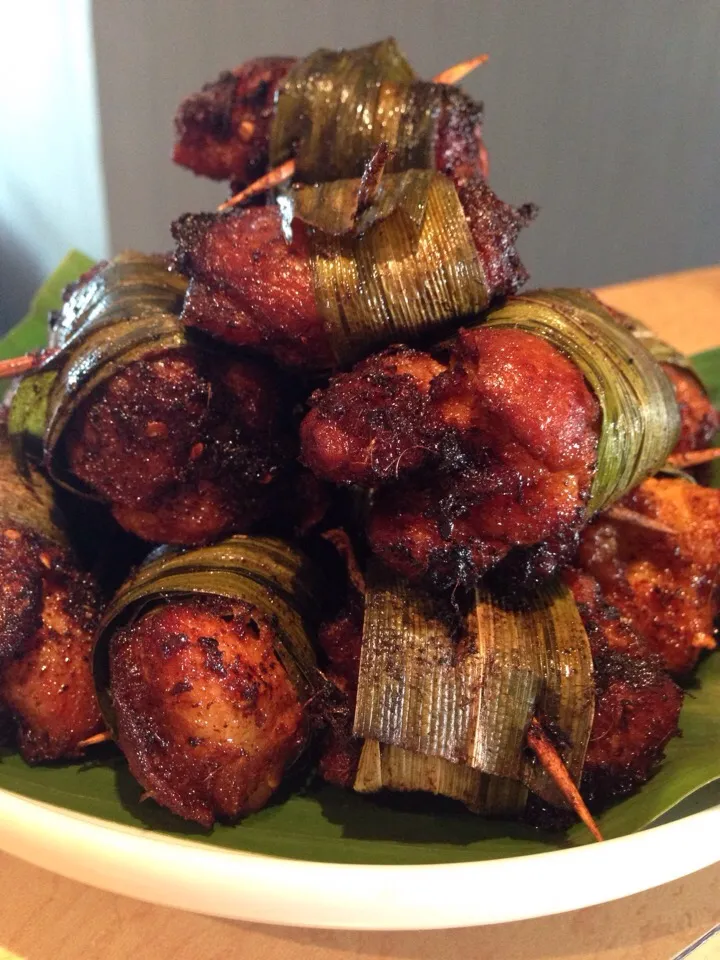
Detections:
[0, 267, 717, 959]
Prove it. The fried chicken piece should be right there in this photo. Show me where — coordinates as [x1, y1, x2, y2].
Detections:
[663, 366, 719, 452]
[0, 529, 43, 665]
[301, 347, 444, 485]
[173, 56, 487, 190]
[316, 600, 364, 790]
[563, 569, 683, 807]
[582, 652, 682, 807]
[303, 327, 600, 588]
[110, 596, 307, 827]
[172, 177, 534, 371]
[173, 58, 294, 189]
[0, 527, 103, 762]
[577, 477, 720, 675]
[64, 348, 292, 544]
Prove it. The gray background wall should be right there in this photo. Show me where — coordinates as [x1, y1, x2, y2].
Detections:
[93, 0, 720, 292]
[2, 1, 719, 332]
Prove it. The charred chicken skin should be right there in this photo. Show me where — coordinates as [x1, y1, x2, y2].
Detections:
[577, 477, 720, 675]
[173, 57, 487, 191]
[562, 569, 683, 808]
[662, 365, 719, 452]
[172, 178, 534, 371]
[64, 348, 293, 545]
[173, 58, 295, 190]
[0, 526, 103, 761]
[316, 599, 364, 789]
[109, 596, 307, 828]
[302, 328, 601, 589]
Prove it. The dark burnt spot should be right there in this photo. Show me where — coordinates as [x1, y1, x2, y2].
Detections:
[198, 636, 226, 675]
[246, 78, 270, 106]
[170, 680, 193, 695]
[179, 71, 239, 140]
[171, 212, 220, 271]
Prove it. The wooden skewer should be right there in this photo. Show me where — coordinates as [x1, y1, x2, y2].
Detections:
[667, 447, 720, 469]
[78, 731, 112, 749]
[432, 53, 489, 87]
[526, 717, 604, 843]
[219, 54, 490, 212]
[217, 158, 296, 212]
[605, 505, 676, 536]
[0, 350, 53, 380]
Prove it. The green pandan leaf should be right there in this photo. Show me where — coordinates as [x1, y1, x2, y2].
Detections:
[0, 250, 95, 396]
[0, 257, 716, 865]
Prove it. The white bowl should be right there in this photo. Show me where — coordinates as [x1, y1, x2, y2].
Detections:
[0, 786, 717, 929]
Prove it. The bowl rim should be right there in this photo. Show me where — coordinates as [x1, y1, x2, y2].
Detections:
[0, 785, 717, 929]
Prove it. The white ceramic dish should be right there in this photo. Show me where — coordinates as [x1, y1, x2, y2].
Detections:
[0, 786, 716, 929]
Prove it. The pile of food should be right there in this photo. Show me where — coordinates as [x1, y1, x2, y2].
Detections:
[1, 39, 718, 837]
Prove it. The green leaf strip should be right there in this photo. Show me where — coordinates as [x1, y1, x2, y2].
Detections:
[304, 172, 488, 368]
[269, 38, 444, 184]
[0, 430, 67, 545]
[354, 738, 529, 816]
[485, 289, 681, 514]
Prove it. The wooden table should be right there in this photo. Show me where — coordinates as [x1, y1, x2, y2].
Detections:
[0, 267, 718, 960]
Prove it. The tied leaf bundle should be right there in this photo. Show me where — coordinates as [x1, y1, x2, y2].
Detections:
[352, 566, 594, 811]
[270, 39, 444, 184]
[8, 252, 190, 494]
[291, 171, 488, 368]
[0, 429, 67, 546]
[94, 536, 321, 734]
[484, 289, 681, 514]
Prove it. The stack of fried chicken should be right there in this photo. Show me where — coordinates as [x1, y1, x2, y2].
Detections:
[0, 39, 716, 833]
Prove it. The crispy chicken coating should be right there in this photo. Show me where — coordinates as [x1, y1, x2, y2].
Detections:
[173, 57, 488, 190]
[172, 178, 535, 371]
[563, 569, 683, 807]
[110, 596, 307, 828]
[302, 328, 600, 588]
[316, 600, 363, 790]
[64, 348, 292, 544]
[173, 58, 294, 189]
[0, 527, 103, 762]
[663, 366, 719, 452]
[301, 348, 444, 485]
[577, 477, 720, 675]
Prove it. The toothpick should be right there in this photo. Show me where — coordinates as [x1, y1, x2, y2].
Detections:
[667, 447, 720, 469]
[78, 731, 112, 749]
[218, 159, 296, 212]
[526, 717, 603, 842]
[0, 350, 55, 380]
[605, 505, 676, 536]
[432, 53, 489, 87]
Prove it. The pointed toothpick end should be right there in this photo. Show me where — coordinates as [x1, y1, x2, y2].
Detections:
[433, 54, 489, 86]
